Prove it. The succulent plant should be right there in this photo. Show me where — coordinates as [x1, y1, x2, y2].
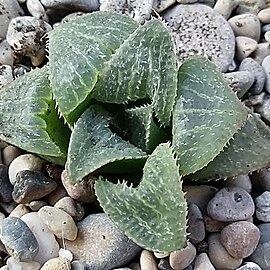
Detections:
[1, 11, 270, 252]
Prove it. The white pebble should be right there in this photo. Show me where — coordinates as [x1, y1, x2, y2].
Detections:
[0, 40, 14, 66]
[0, 65, 13, 88]
[258, 7, 270, 23]
[26, 0, 49, 21]
[59, 248, 73, 261]
[235, 36, 258, 61]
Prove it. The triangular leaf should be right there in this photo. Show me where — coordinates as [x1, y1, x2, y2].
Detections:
[172, 56, 248, 176]
[49, 12, 138, 125]
[66, 105, 147, 183]
[94, 19, 177, 126]
[95, 143, 187, 252]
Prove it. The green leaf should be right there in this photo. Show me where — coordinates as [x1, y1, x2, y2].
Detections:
[125, 105, 168, 153]
[0, 67, 70, 163]
[95, 143, 187, 252]
[94, 19, 177, 126]
[172, 56, 248, 176]
[66, 105, 147, 183]
[49, 12, 138, 125]
[191, 112, 270, 180]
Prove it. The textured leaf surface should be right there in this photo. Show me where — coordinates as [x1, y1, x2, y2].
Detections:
[172, 56, 248, 176]
[66, 105, 147, 183]
[125, 105, 167, 153]
[95, 143, 187, 252]
[94, 19, 177, 126]
[0, 67, 69, 162]
[192, 113, 270, 179]
[49, 12, 138, 125]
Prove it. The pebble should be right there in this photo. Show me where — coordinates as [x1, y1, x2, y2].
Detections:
[153, 0, 176, 12]
[0, 64, 13, 88]
[214, 0, 239, 18]
[236, 262, 262, 270]
[140, 250, 158, 270]
[0, 40, 14, 66]
[0, 164, 13, 203]
[0, 200, 17, 214]
[254, 97, 270, 123]
[258, 7, 270, 23]
[46, 185, 68, 205]
[239, 57, 266, 94]
[59, 248, 73, 261]
[54, 196, 84, 221]
[220, 174, 253, 193]
[169, 242, 196, 270]
[207, 187, 255, 222]
[38, 206, 78, 241]
[251, 42, 270, 64]
[65, 213, 140, 270]
[28, 200, 47, 211]
[245, 92, 265, 107]
[208, 233, 243, 269]
[229, 14, 261, 42]
[236, 0, 267, 14]
[220, 221, 260, 258]
[187, 203, 205, 244]
[153, 251, 170, 259]
[204, 215, 229, 232]
[40, 0, 100, 11]
[162, 4, 235, 72]
[224, 71, 255, 98]
[255, 191, 270, 221]
[21, 212, 60, 265]
[262, 55, 270, 93]
[194, 253, 215, 270]
[265, 31, 270, 43]
[249, 223, 270, 269]
[6, 257, 41, 270]
[61, 170, 96, 203]
[40, 257, 71, 270]
[8, 154, 44, 185]
[0, 216, 39, 261]
[2, 145, 23, 166]
[262, 24, 270, 34]
[12, 170, 57, 204]
[157, 258, 173, 270]
[71, 260, 86, 270]
[9, 204, 30, 218]
[26, 0, 49, 21]
[235, 36, 258, 61]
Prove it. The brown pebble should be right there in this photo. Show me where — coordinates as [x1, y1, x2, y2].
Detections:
[140, 250, 158, 270]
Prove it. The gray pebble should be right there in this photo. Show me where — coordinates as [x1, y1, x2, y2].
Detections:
[236, 262, 262, 270]
[251, 42, 270, 64]
[251, 167, 270, 192]
[71, 260, 86, 270]
[0, 164, 13, 203]
[65, 213, 140, 270]
[153, 0, 176, 12]
[258, 7, 270, 23]
[162, 4, 235, 72]
[254, 97, 270, 123]
[239, 57, 265, 94]
[12, 170, 57, 204]
[220, 174, 252, 193]
[236, 0, 266, 14]
[262, 55, 270, 93]
[0, 216, 39, 261]
[2, 145, 23, 166]
[244, 92, 265, 107]
[204, 214, 229, 232]
[6, 257, 41, 270]
[0, 64, 13, 88]
[207, 187, 255, 222]
[46, 185, 68, 205]
[255, 191, 270, 221]
[157, 258, 173, 270]
[235, 36, 258, 61]
[194, 253, 215, 270]
[0, 40, 14, 66]
[266, 31, 270, 43]
[40, 0, 100, 11]
[26, 0, 49, 21]
[262, 24, 270, 35]
[214, 0, 239, 19]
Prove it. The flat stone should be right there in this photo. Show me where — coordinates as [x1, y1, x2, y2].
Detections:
[0, 164, 13, 203]
[255, 191, 270, 221]
[251, 42, 270, 64]
[38, 206, 78, 241]
[258, 7, 270, 23]
[207, 187, 255, 222]
[0, 216, 39, 261]
[40, 257, 71, 270]
[194, 253, 215, 270]
[40, 0, 100, 11]
[65, 213, 140, 270]
[140, 250, 158, 270]
[262, 55, 270, 93]
[6, 257, 41, 270]
[235, 36, 258, 61]
[12, 170, 57, 204]
[220, 221, 260, 258]
[236, 262, 262, 270]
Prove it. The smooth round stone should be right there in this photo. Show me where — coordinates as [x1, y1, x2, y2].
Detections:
[229, 14, 261, 42]
[26, 0, 49, 21]
[251, 42, 270, 64]
[0, 216, 39, 261]
[236, 262, 262, 270]
[40, 0, 100, 11]
[12, 170, 57, 204]
[8, 154, 44, 185]
[38, 206, 78, 241]
[204, 215, 229, 232]
[263, 24, 270, 34]
[9, 204, 30, 218]
[54, 197, 84, 221]
[194, 253, 215, 270]
[207, 187, 255, 222]
[21, 212, 59, 265]
[214, 0, 239, 19]
[251, 168, 270, 192]
[40, 257, 71, 270]
[152, 0, 176, 12]
[65, 213, 140, 270]
[162, 4, 235, 72]
[0, 64, 13, 88]
[46, 185, 68, 205]
[208, 233, 243, 269]
[262, 55, 270, 93]
[220, 174, 252, 193]
[6, 257, 41, 270]
[169, 242, 196, 270]
[239, 57, 266, 94]
[255, 191, 270, 221]
[236, 36, 258, 61]
[140, 250, 158, 270]
[2, 145, 23, 166]
[0, 164, 13, 203]
[187, 203, 205, 244]
[28, 200, 47, 211]
[265, 31, 270, 43]
[153, 251, 169, 259]
[59, 248, 73, 261]
[258, 7, 270, 23]
[0, 40, 14, 66]
[220, 221, 260, 258]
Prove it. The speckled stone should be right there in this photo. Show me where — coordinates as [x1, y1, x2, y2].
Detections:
[255, 191, 270, 222]
[0, 40, 14, 66]
[0, 64, 13, 88]
[0, 164, 13, 203]
[65, 213, 140, 270]
[236, 0, 266, 15]
[40, 257, 71, 270]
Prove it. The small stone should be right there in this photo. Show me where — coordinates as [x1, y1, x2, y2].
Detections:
[157, 258, 173, 270]
[208, 233, 243, 270]
[0, 40, 14, 66]
[9, 204, 30, 218]
[262, 55, 270, 93]
[71, 260, 86, 270]
[245, 92, 265, 107]
[40, 0, 100, 11]
[6, 257, 41, 270]
[46, 185, 68, 205]
[59, 248, 73, 261]
[220, 221, 260, 258]
[0, 164, 13, 203]
[54, 196, 84, 221]
[220, 174, 252, 193]
[255, 191, 270, 221]
[236, 0, 266, 14]
[169, 242, 196, 270]
[251, 42, 270, 64]
[251, 167, 270, 192]
[187, 203, 205, 244]
[194, 253, 215, 270]
[0, 65, 13, 88]
[236, 36, 258, 61]
[12, 170, 57, 204]
[0, 200, 17, 214]
[254, 97, 270, 123]
[65, 213, 140, 270]
[38, 206, 78, 241]
[265, 31, 270, 43]
[214, 0, 239, 19]
[62, 12, 85, 23]
[8, 154, 44, 185]
[40, 257, 71, 270]
[26, 0, 49, 21]
[204, 215, 229, 232]
[28, 200, 47, 211]
[236, 262, 262, 270]
[153, 251, 169, 259]
[140, 250, 158, 270]
[263, 24, 270, 34]
[0, 216, 39, 261]
[239, 57, 266, 94]
[2, 145, 23, 166]
[258, 7, 270, 23]
[21, 212, 60, 265]
[229, 14, 261, 42]
[207, 187, 255, 222]
[152, 0, 176, 12]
